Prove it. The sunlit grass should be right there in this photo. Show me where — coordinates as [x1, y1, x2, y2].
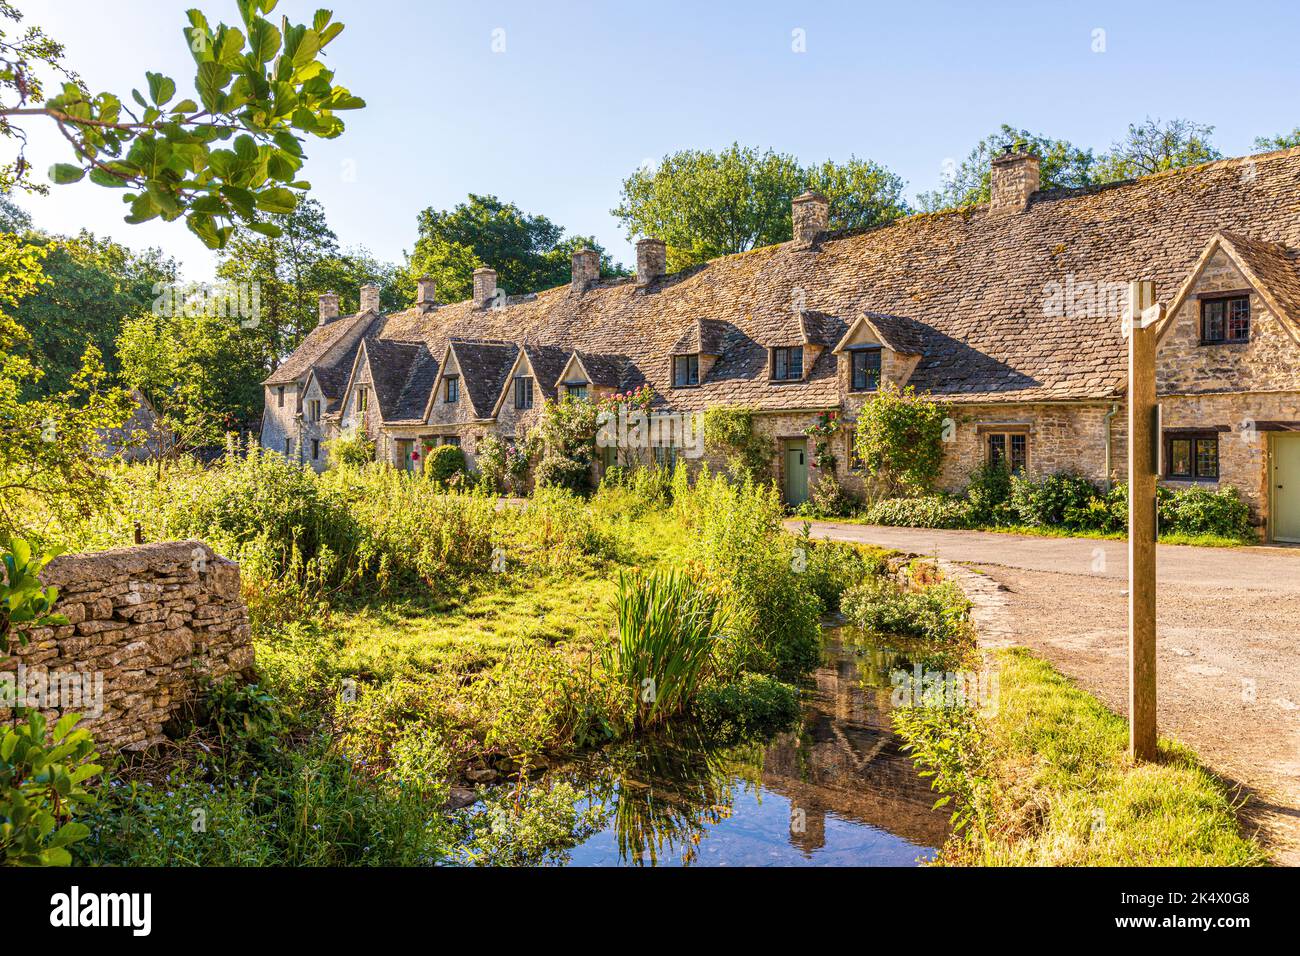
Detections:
[951, 649, 1268, 866]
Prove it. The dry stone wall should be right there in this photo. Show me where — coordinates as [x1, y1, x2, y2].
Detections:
[2, 541, 253, 751]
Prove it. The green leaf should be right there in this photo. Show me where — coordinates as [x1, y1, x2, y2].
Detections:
[52, 712, 81, 743]
[247, 220, 282, 237]
[196, 61, 232, 112]
[248, 18, 282, 63]
[254, 186, 298, 214]
[48, 163, 85, 185]
[171, 98, 200, 114]
[48, 821, 91, 848]
[146, 72, 176, 106]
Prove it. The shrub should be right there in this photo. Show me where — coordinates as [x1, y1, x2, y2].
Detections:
[675, 471, 822, 677]
[1159, 485, 1253, 539]
[965, 462, 1013, 525]
[424, 444, 467, 484]
[532, 454, 592, 493]
[603, 568, 731, 729]
[530, 395, 600, 494]
[800, 534, 882, 613]
[854, 383, 948, 495]
[842, 574, 973, 644]
[702, 406, 773, 482]
[809, 473, 856, 517]
[83, 738, 452, 866]
[474, 433, 508, 494]
[694, 673, 801, 741]
[864, 495, 973, 529]
[325, 428, 374, 467]
[1, 711, 102, 866]
[1009, 471, 1100, 528]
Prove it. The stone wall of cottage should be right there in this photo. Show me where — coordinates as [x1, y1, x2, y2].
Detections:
[300, 375, 330, 472]
[260, 383, 298, 458]
[1159, 391, 1300, 526]
[934, 402, 1124, 491]
[1157, 250, 1300, 394]
[3, 541, 253, 751]
[1155, 247, 1300, 527]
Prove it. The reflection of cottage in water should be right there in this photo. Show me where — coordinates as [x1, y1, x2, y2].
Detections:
[761, 635, 950, 856]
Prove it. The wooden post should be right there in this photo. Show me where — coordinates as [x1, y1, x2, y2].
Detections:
[1126, 280, 1159, 761]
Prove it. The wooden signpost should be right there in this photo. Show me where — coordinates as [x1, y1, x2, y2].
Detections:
[1126, 280, 1162, 762]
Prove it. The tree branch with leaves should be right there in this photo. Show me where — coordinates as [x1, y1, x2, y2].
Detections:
[0, 0, 363, 249]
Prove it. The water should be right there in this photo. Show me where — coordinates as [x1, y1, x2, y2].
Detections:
[556, 627, 950, 866]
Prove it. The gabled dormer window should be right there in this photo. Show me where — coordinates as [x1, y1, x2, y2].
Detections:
[673, 354, 699, 387]
[514, 376, 534, 410]
[357, 388, 369, 413]
[566, 382, 588, 400]
[772, 346, 803, 381]
[308, 399, 321, 422]
[1200, 294, 1250, 344]
[445, 376, 459, 403]
[850, 348, 882, 391]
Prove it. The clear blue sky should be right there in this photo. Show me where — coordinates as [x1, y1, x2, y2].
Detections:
[16, 0, 1300, 281]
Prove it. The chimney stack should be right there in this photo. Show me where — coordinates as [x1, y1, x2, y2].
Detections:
[416, 275, 436, 308]
[571, 248, 600, 291]
[635, 238, 666, 287]
[792, 191, 829, 247]
[318, 291, 340, 325]
[989, 145, 1041, 215]
[472, 267, 498, 308]
[360, 282, 381, 313]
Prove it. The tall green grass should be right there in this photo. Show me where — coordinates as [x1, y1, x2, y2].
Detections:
[604, 568, 730, 729]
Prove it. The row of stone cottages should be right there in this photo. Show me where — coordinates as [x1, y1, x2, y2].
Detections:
[261, 145, 1300, 543]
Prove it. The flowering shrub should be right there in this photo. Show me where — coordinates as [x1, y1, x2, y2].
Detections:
[803, 409, 841, 471]
[854, 384, 948, 495]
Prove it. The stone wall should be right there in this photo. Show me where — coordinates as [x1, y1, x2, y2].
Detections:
[2, 541, 253, 751]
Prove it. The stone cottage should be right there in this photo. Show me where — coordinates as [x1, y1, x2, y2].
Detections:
[262, 146, 1300, 543]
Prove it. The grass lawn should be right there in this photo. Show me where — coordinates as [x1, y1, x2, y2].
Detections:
[906, 648, 1268, 866]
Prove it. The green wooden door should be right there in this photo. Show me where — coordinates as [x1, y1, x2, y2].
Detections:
[1274, 435, 1300, 543]
[784, 439, 808, 506]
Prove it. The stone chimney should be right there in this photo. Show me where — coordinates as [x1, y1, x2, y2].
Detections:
[792, 191, 829, 247]
[360, 282, 381, 313]
[635, 238, 666, 287]
[318, 291, 340, 325]
[416, 275, 436, 308]
[989, 145, 1041, 215]
[571, 248, 600, 291]
[472, 267, 497, 308]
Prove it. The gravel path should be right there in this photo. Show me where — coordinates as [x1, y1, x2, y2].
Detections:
[790, 520, 1300, 865]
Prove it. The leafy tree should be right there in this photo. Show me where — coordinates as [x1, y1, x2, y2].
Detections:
[1092, 117, 1222, 181]
[614, 143, 910, 270]
[853, 383, 947, 496]
[0, 233, 131, 532]
[116, 305, 265, 446]
[407, 194, 622, 302]
[917, 125, 1097, 212]
[215, 197, 403, 369]
[215, 196, 339, 358]
[1253, 128, 1300, 151]
[0, 0, 363, 248]
[0, 191, 28, 231]
[6, 228, 176, 397]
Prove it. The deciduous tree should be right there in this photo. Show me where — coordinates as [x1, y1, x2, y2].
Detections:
[614, 144, 909, 270]
[407, 194, 622, 302]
